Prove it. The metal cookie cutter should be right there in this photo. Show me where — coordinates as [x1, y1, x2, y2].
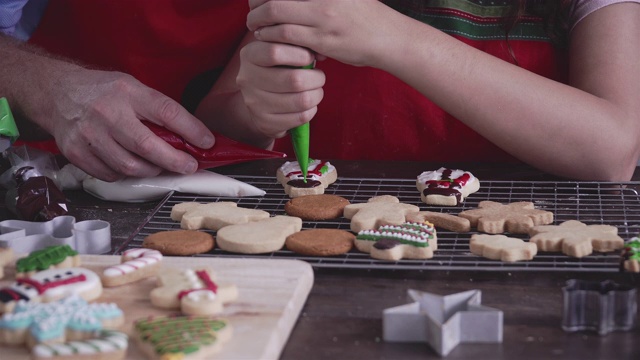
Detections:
[0, 216, 111, 254]
[383, 289, 503, 357]
[562, 279, 637, 335]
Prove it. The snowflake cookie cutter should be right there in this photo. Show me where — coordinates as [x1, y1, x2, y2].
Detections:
[0, 215, 111, 254]
[383, 289, 503, 357]
[562, 279, 637, 335]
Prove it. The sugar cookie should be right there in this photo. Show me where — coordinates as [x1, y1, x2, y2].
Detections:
[470, 234, 537, 262]
[32, 330, 128, 360]
[150, 267, 238, 316]
[343, 195, 420, 233]
[276, 159, 338, 197]
[216, 216, 302, 254]
[15, 245, 80, 278]
[406, 211, 471, 234]
[458, 201, 554, 234]
[171, 201, 270, 230]
[529, 220, 624, 258]
[416, 167, 480, 206]
[102, 248, 163, 287]
[355, 222, 437, 261]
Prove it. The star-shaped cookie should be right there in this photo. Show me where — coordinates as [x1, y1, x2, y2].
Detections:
[529, 220, 624, 258]
[343, 195, 420, 233]
[458, 201, 553, 234]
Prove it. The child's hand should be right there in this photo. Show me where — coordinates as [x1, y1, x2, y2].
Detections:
[236, 39, 325, 139]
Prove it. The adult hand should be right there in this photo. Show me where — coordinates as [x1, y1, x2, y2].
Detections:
[48, 69, 215, 181]
[247, 0, 402, 68]
[236, 39, 325, 139]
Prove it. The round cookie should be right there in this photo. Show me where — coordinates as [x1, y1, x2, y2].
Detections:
[285, 229, 355, 256]
[284, 194, 350, 220]
[143, 230, 214, 255]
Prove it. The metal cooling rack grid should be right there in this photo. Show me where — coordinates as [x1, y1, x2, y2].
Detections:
[116, 176, 640, 272]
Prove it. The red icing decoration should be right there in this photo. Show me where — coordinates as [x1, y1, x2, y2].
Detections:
[16, 274, 88, 295]
[286, 161, 327, 178]
[177, 270, 218, 300]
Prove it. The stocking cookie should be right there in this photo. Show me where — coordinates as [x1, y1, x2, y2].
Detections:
[102, 248, 163, 287]
[276, 159, 338, 197]
[0, 294, 124, 349]
[458, 201, 554, 234]
[343, 195, 420, 233]
[621, 237, 640, 273]
[171, 202, 270, 231]
[150, 267, 238, 316]
[355, 222, 437, 261]
[529, 220, 624, 258]
[135, 315, 232, 360]
[16, 245, 80, 278]
[217, 215, 302, 254]
[0, 267, 103, 313]
[416, 167, 480, 206]
[470, 234, 537, 262]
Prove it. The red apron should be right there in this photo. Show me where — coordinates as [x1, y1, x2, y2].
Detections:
[27, 0, 566, 162]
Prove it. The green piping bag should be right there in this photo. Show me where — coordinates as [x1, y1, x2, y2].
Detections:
[0, 97, 19, 152]
[290, 63, 314, 182]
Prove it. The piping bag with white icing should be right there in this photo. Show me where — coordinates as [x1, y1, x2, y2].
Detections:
[57, 165, 265, 203]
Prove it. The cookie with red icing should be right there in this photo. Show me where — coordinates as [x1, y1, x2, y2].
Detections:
[416, 167, 480, 206]
[276, 159, 338, 198]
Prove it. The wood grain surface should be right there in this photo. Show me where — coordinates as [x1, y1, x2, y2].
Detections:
[1, 255, 314, 360]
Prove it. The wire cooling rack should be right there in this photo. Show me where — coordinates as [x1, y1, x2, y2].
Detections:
[116, 176, 640, 272]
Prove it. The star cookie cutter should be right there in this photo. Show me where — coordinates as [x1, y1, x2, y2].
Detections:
[0, 215, 111, 254]
[383, 289, 503, 357]
[562, 279, 637, 335]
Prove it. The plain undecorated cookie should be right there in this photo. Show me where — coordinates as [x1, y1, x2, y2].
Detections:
[406, 211, 471, 233]
[285, 229, 354, 256]
[458, 201, 554, 234]
[470, 234, 537, 262]
[343, 195, 420, 233]
[284, 194, 350, 220]
[171, 202, 270, 231]
[217, 216, 303, 254]
[529, 220, 624, 258]
[143, 230, 214, 255]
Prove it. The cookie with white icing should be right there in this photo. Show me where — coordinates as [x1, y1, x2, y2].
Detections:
[416, 167, 480, 206]
[150, 267, 238, 316]
[276, 159, 338, 198]
[0, 267, 103, 313]
[15, 245, 80, 278]
[355, 222, 437, 261]
[101, 248, 163, 287]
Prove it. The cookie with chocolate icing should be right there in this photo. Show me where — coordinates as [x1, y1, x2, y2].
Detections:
[416, 167, 480, 206]
[284, 194, 350, 220]
[286, 229, 354, 256]
[276, 159, 338, 198]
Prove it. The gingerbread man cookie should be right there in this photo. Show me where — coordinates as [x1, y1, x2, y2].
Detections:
[458, 201, 554, 234]
[416, 167, 480, 206]
[470, 234, 538, 262]
[355, 222, 437, 261]
[0, 267, 103, 313]
[171, 201, 270, 231]
[150, 267, 238, 316]
[343, 195, 420, 233]
[529, 220, 624, 258]
[276, 159, 338, 197]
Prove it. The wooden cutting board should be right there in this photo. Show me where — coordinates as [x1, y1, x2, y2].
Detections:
[1, 255, 314, 360]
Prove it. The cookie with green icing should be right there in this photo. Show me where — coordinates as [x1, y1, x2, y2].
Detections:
[355, 221, 437, 261]
[16, 245, 79, 278]
[134, 315, 232, 359]
[621, 237, 640, 273]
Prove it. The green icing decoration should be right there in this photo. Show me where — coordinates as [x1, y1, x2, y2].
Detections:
[0, 97, 19, 151]
[356, 222, 435, 248]
[16, 245, 78, 273]
[289, 62, 314, 183]
[135, 316, 227, 356]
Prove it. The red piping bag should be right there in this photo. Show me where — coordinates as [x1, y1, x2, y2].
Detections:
[143, 121, 286, 169]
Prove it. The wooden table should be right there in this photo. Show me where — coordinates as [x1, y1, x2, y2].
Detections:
[2, 159, 639, 359]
